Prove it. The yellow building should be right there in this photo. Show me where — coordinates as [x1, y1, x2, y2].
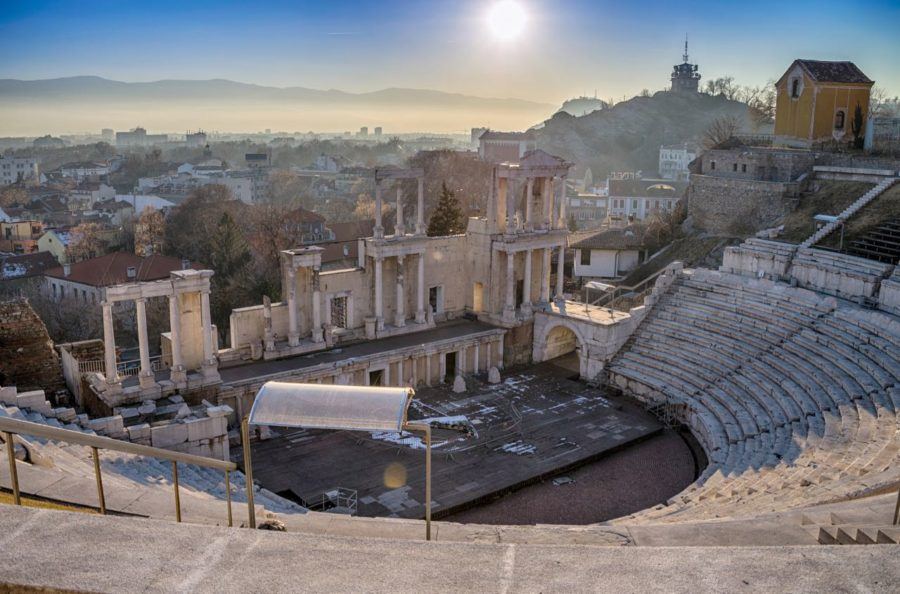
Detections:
[774, 60, 873, 147]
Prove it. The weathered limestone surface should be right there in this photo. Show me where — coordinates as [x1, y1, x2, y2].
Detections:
[789, 247, 893, 301]
[0, 298, 64, 393]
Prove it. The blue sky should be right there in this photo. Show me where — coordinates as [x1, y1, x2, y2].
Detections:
[1, 0, 898, 102]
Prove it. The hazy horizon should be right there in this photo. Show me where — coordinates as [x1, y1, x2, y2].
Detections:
[1, 0, 898, 135]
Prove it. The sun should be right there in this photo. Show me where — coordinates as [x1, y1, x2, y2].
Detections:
[487, 1, 527, 42]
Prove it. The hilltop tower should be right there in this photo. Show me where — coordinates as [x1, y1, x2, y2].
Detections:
[670, 35, 701, 94]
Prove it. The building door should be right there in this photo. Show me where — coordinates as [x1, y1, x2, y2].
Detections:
[368, 369, 384, 386]
[445, 352, 456, 382]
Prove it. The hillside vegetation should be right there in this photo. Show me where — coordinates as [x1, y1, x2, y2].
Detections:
[779, 181, 875, 243]
[534, 91, 767, 177]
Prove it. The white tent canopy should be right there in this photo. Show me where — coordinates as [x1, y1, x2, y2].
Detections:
[247, 382, 414, 432]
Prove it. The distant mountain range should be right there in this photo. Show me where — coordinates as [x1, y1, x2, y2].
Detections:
[0, 76, 555, 135]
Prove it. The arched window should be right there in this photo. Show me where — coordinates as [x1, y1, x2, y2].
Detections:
[834, 110, 845, 130]
[791, 78, 800, 98]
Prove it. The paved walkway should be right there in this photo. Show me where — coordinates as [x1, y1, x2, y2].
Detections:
[1, 506, 896, 593]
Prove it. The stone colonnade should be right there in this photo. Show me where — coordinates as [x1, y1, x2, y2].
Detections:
[101, 269, 218, 393]
[373, 167, 426, 240]
[281, 246, 325, 348]
[500, 244, 567, 323]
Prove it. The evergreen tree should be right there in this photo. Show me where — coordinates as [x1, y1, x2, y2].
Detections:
[426, 182, 466, 236]
[851, 103, 865, 149]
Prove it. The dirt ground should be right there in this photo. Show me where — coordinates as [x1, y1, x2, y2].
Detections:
[440, 428, 698, 526]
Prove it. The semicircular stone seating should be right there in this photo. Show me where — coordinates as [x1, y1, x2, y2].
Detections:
[608, 268, 900, 524]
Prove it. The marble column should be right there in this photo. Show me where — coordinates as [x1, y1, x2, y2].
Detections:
[503, 250, 516, 321]
[416, 176, 425, 235]
[525, 177, 534, 231]
[540, 247, 551, 302]
[556, 243, 565, 298]
[425, 353, 432, 387]
[311, 267, 323, 342]
[135, 298, 154, 387]
[474, 343, 480, 374]
[505, 178, 515, 233]
[397, 358, 404, 387]
[200, 290, 214, 364]
[542, 177, 552, 229]
[168, 294, 186, 383]
[498, 176, 508, 233]
[395, 184, 405, 236]
[547, 177, 556, 229]
[487, 169, 497, 230]
[374, 256, 384, 329]
[522, 249, 532, 313]
[101, 301, 119, 385]
[374, 179, 384, 239]
[439, 352, 447, 383]
[287, 267, 299, 347]
[415, 252, 426, 323]
[394, 255, 406, 328]
[558, 175, 568, 228]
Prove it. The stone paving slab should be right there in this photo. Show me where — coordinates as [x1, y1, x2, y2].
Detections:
[0, 506, 897, 594]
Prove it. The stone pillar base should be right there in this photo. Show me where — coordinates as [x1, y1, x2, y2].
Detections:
[452, 375, 467, 393]
[502, 306, 517, 324]
[138, 370, 157, 389]
[415, 310, 426, 324]
[311, 328, 324, 343]
[487, 367, 501, 384]
[169, 366, 187, 384]
[520, 303, 533, 318]
[288, 333, 300, 347]
[376, 317, 385, 331]
[365, 317, 377, 339]
[394, 316, 406, 328]
[201, 360, 220, 381]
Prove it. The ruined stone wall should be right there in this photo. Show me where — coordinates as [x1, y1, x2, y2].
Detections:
[688, 175, 799, 235]
[816, 153, 900, 171]
[700, 149, 816, 182]
[0, 298, 65, 393]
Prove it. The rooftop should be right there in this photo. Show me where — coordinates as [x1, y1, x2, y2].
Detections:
[786, 59, 873, 85]
[570, 225, 650, 251]
[44, 252, 199, 287]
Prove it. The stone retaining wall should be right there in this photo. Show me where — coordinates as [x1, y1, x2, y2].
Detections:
[688, 175, 799, 234]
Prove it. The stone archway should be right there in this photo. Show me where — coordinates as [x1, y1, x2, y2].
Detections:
[532, 321, 588, 378]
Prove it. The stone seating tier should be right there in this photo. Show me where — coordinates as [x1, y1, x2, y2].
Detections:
[608, 269, 900, 524]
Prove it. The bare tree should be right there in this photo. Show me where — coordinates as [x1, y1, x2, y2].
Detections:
[703, 115, 742, 148]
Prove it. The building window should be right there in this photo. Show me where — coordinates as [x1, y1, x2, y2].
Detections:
[791, 78, 800, 98]
[741, 164, 747, 173]
[733, 163, 738, 172]
[631, 199, 638, 210]
[331, 296, 348, 329]
[580, 250, 591, 266]
[834, 110, 845, 130]
[710, 161, 716, 171]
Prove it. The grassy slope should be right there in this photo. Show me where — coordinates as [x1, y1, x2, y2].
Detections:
[619, 236, 731, 286]
[779, 181, 874, 243]
[818, 183, 900, 249]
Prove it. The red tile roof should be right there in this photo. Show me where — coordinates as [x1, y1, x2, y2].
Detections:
[44, 252, 202, 287]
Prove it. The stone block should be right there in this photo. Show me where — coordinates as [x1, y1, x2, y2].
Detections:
[126, 423, 152, 441]
[87, 415, 124, 435]
[54, 407, 77, 422]
[205, 404, 233, 418]
[185, 417, 219, 442]
[488, 367, 501, 384]
[151, 422, 188, 448]
[0, 386, 17, 405]
[16, 390, 47, 410]
[452, 375, 467, 393]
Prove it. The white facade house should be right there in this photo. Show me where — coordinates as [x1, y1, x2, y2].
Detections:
[658, 144, 696, 181]
[0, 155, 39, 185]
[58, 161, 110, 182]
[570, 225, 651, 280]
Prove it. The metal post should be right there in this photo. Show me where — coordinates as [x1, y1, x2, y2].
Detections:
[241, 418, 256, 528]
[4, 432, 20, 506]
[91, 446, 106, 514]
[225, 469, 233, 528]
[893, 487, 900, 526]
[172, 460, 181, 523]
[424, 423, 432, 541]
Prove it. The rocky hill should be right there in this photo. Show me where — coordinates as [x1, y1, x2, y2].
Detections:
[534, 91, 771, 177]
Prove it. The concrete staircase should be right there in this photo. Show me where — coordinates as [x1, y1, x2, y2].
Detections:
[800, 177, 898, 249]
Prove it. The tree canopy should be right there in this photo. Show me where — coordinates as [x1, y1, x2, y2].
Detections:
[426, 182, 466, 236]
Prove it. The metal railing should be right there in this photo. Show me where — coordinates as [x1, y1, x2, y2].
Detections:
[1, 416, 242, 527]
[79, 356, 163, 377]
[582, 267, 667, 309]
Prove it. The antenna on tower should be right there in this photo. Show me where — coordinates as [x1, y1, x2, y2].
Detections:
[683, 34, 689, 63]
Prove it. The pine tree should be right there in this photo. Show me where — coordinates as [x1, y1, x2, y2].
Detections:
[426, 182, 466, 236]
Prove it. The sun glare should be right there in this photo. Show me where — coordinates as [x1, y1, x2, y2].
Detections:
[487, 0, 527, 42]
